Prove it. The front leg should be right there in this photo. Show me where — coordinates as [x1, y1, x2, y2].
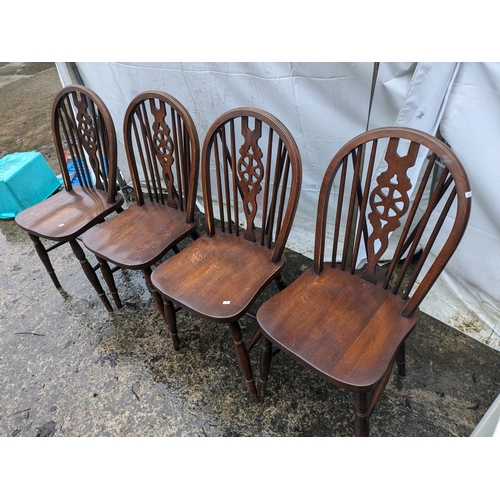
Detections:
[228, 321, 259, 403]
[97, 256, 122, 309]
[29, 233, 61, 289]
[354, 392, 370, 437]
[259, 335, 273, 399]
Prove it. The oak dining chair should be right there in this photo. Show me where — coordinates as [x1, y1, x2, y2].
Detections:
[150, 107, 302, 402]
[256, 127, 471, 435]
[15, 85, 124, 311]
[82, 91, 200, 315]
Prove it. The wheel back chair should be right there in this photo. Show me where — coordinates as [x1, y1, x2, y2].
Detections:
[256, 127, 471, 435]
[82, 91, 200, 315]
[151, 108, 302, 402]
[15, 85, 124, 312]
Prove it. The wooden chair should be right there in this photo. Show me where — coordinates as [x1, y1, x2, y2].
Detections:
[81, 90, 200, 314]
[256, 127, 471, 435]
[15, 85, 124, 312]
[150, 108, 302, 402]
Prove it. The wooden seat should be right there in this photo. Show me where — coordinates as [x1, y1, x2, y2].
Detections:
[82, 91, 200, 313]
[256, 127, 471, 435]
[15, 85, 124, 312]
[150, 108, 302, 403]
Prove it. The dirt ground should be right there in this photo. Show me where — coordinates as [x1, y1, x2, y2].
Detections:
[0, 62, 61, 171]
[2, 62, 500, 445]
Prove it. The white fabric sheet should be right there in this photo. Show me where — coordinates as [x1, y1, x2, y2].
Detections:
[56, 62, 416, 259]
[55, 62, 500, 351]
[427, 62, 500, 349]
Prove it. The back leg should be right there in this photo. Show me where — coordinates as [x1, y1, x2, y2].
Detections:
[143, 267, 180, 350]
[396, 341, 406, 377]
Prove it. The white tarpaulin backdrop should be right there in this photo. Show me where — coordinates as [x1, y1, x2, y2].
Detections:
[55, 62, 500, 351]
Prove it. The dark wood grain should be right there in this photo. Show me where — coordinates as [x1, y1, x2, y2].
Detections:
[151, 232, 286, 322]
[16, 186, 122, 240]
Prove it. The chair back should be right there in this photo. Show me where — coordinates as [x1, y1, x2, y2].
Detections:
[202, 108, 302, 264]
[123, 91, 200, 223]
[314, 126, 471, 317]
[52, 85, 118, 203]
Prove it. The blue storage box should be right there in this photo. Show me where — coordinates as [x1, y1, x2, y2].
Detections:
[0, 152, 63, 220]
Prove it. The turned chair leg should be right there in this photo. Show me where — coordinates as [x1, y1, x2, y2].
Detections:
[396, 341, 406, 377]
[143, 267, 180, 348]
[163, 298, 181, 351]
[69, 239, 113, 312]
[228, 321, 260, 403]
[97, 256, 122, 309]
[259, 335, 273, 399]
[29, 233, 61, 289]
[354, 392, 370, 437]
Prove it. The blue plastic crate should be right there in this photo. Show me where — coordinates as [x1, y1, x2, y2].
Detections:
[0, 152, 63, 220]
